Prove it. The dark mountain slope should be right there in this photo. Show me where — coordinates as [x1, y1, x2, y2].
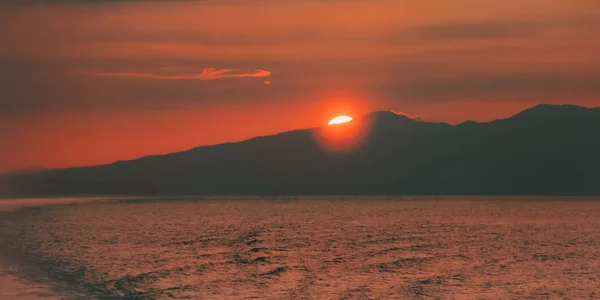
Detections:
[2, 104, 599, 196]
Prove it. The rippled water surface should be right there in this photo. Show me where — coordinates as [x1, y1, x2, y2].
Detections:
[1, 197, 600, 299]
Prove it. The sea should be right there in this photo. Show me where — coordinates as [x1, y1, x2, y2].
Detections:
[1, 196, 599, 299]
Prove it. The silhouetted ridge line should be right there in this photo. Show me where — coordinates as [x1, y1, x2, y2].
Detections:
[1, 104, 599, 196]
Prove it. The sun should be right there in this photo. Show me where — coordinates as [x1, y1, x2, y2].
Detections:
[328, 115, 353, 125]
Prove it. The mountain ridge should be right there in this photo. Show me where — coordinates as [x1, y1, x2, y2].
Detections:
[2, 104, 599, 196]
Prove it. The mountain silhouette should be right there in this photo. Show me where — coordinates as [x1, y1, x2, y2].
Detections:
[2, 104, 599, 196]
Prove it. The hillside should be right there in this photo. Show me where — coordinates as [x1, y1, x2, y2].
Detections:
[2, 104, 599, 196]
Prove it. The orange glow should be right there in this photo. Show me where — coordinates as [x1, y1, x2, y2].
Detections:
[314, 115, 370, 154]
[0, 103, 320, 172]
[1, 0, 598, 172]
[328, 116, 353, 126]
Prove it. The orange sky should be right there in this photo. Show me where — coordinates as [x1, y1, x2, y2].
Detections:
[1, 0, 599, 171]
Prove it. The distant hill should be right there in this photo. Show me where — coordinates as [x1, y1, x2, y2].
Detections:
[2, 104, 600, 196]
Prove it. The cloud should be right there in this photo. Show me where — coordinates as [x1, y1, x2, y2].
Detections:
[393, 111, 424, 121]
[86, 68, 271, 81]
[386, 73, 600, 102]
[0, 61, 293, 116]
[0, 0, 375, 9]
[3, 58, 600, 117]
[158, 65, 180, 71]
[407, 21, 528, 41]
[2, 0, 374, 6]
[387, 15, 600, 43]
[1, 0, 202, 7]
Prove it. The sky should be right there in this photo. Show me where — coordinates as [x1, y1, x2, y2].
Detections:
[1, 0, 599, 172]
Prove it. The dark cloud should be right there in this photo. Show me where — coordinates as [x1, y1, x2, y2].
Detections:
[387, 14, 600, 43]
[408, 22, 529, 40]
[0, 63, 293, 115]
[386, 73, 600, 102]
[107, 16, 599, 45]
[1, 1, 599, 117]
[2, 58, 600, 117]
[1, 0, 200, 7]
[1, 0, 370, 8]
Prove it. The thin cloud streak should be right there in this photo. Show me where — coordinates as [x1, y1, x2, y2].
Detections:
[86, 68, 271, 80]
[393, 111, 424, 121]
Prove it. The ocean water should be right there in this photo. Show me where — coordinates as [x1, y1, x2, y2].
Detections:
[1, 197, 599, 299]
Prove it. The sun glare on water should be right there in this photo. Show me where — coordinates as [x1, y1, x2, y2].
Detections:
[328, 115, 353, 125]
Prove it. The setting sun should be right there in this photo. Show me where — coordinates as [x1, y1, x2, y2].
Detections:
[328, 116, 353, 125]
